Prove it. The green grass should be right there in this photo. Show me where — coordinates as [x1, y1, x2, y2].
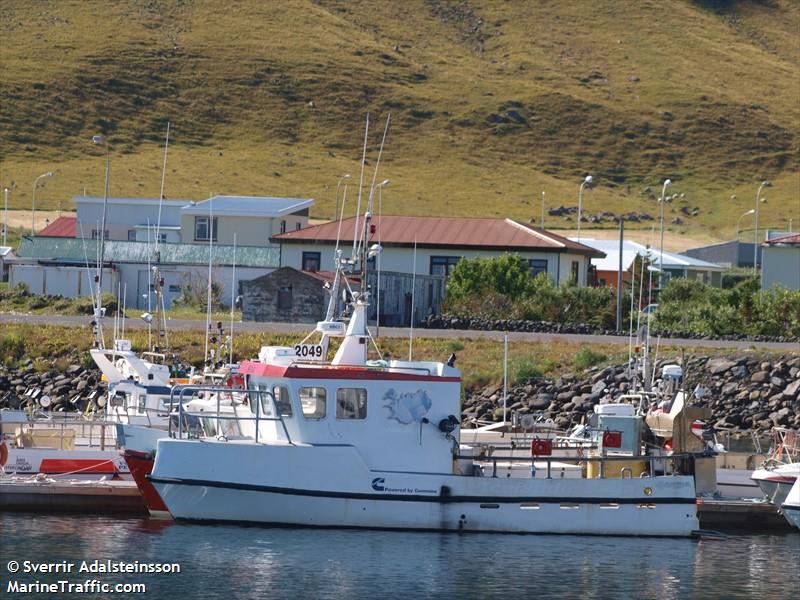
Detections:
[0, 0, 798, 243]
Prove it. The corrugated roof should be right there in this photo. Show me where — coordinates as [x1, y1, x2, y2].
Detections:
[275, 216, 604, 256]
[764, 233, 800, 246]
[181, 195, 314, 217]
[16, 237, 279, 268]
[573, 238, 726, 271]
[37, 216, 77, 237]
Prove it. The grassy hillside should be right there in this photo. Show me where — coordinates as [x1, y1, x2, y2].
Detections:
[1, 0, 798, 242]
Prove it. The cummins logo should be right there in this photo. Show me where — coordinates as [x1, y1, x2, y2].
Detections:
[371, 477, 386, 491]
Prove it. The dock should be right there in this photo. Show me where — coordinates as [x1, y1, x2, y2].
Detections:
[0, 479, 146, 514]
[697, 497, 790, 531]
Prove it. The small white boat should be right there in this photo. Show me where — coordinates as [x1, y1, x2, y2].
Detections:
[751, 462, 800, 509]
[781, 478, 800, 530]
[149, 224, 699, 536]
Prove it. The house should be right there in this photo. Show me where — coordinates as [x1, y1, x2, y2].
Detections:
[761, 233, 800, 291]
[241, 267, 445, 325]
[37, 216, 77, 238]
[273, 216, 604, 286]
[180, 196, 313, 247]
[683, 240, 760, 269]
[74, 196, 188, 243]
[0, 246, 16, 282]
[9, 236, 279, 309]
[574, 239, 726, 288]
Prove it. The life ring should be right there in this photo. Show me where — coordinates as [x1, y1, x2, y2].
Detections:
[0, 440, 8, 468]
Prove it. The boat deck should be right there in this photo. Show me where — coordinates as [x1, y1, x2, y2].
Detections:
[0, 478, 146, 514]
[697, 497, 790, 531]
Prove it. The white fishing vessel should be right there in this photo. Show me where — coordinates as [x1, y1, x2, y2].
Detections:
[147, 153, 699, 535]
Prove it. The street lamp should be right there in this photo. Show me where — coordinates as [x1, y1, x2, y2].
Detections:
[753, 180, 771, 274]
[541, 190, 546, 229]
[31, 172, 54, 235]
[576, 175, 593, 242]
[658, 178, 672, 290]
[736, 209, 755, 240]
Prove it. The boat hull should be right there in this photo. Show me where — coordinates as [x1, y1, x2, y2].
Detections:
[751, 464, 799, 507]
[150, 439, 699, 537]
[123, 449, 170, 518]
[3, 448, 130, 481]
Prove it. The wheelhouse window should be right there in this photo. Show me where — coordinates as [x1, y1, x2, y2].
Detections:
[528, 259, 548, 278]
[336, 388, 367, 420]
[194, 216, 218, 241]
[273, 385, 293, 417]
[299, 387, 326, 419]
[430, 256, 461, 276]
[302, 252, 321, 272]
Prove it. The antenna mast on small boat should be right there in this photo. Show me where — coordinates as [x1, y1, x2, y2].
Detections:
[229, 233, 237, 365]
[203, 195, 214, 366]
[408, 236, 417, 360]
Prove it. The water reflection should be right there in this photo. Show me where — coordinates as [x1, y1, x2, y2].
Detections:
[2, 513, 798, 600]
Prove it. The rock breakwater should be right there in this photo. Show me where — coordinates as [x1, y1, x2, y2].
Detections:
[463, 354, 800, 433]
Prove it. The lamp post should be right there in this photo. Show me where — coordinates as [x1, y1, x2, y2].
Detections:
[753, 180, 771, 274]
[576, 175, 593, 242]
[3, 187, 8, 246]
[541, 190, 545, 229]
[658, 178, 672, 291]
[31, 172, 54, 235]
[736, 209, 755, 240]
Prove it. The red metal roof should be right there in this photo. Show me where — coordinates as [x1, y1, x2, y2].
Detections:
[275, 216, 604, 256]
[764, 233, 800, 246]
[37, 216, 76, 237]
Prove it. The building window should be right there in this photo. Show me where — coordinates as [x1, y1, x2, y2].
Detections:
[194, 216, 218, 241]
[528, 259, 548, 278]
[158, 233, 167, 244]
[277, 286, 292, 310]
[280, 220, 287, 234]
[299, 387, 326, 419]
[302, 252, 321, 272]
[91, 229, 109, 240]
[571, 260, 580, 284]
[430, 256, 461, 276]
[295, 222, 302, 231]
[336, 388, 367, 420]
[128, 230, 137, 242]
[168, 284, 181, 293]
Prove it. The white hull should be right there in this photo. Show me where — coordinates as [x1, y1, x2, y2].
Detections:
[751, 463, 799, 508]
[715, 468, 764, 499]
[781, 479, 800, 530]
[151, 439, 699, 537]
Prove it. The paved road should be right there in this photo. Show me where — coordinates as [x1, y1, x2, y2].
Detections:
[2, 313, 798, 351]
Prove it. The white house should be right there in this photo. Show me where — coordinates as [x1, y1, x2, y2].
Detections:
[74, 196, 188, 243]
[761, 233, 800, 291]
[274, 216, 604, 286]
[573, 238, 727, 288]
[180, 196, 313, 247]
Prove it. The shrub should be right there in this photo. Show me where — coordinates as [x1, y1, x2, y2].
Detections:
[0, 331, 25, 363]
[513, 359, 542, 384]
[445, 340, 465, 352]
[574, 346, 606, 370]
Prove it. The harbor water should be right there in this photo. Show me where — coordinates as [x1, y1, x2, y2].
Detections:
[2, 512, 798, 599]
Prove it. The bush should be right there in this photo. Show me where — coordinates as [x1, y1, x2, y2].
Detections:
[574, 346, 606, 370]
[513, 359, 542, 384]
[0, 331, 25, 364]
